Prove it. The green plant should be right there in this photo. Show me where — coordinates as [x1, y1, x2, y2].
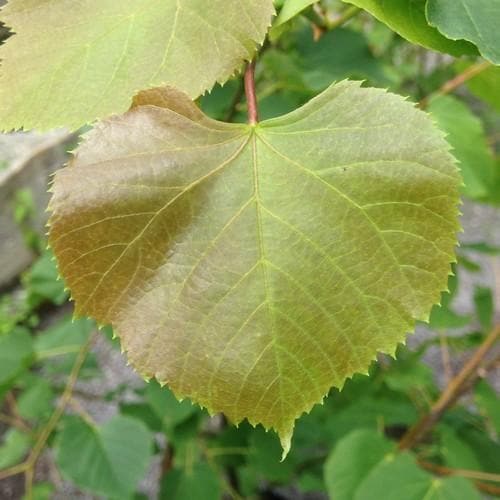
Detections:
[0, 1, 499, 499]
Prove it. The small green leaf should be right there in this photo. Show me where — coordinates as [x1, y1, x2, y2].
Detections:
[324, 429, 393, 500]
[55, 415, 153, 498]
[275, 0, 316, 26]
[22, 482, 55, 500]
[439, 426, 482, 470]
[0, 429, 31, 469]
[473, 286, 493, 331]
[427, 0, 500, 64]
[49, 82, 461, 453]
[428, 95, 496, 200]
[341, 0, 477, 56]
[17, 379, 54, 421]
[0, 0, 275, 130]
[145, 381, 197, 431]
[0, 327, 33, 385]
[475, 380, 500, 435]
[355, 453, 480, 500]
[160, 462, 221, 500]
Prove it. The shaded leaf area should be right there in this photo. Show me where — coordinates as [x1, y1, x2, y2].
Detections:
[341, 0, 477, 56]
[55, 415, 154, 499]
[427, 95, 496, 201]
[48, 82, 460, 452]
[427, 0, 500, 65]
[0, 0, 274, 130]
[274, 0, 317, 26]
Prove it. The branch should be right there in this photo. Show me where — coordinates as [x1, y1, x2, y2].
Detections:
[418, 460, 500, 496]
[420, 60, 491, 109]
[244, 61, 259, 125]
[399, 325, 500, 451]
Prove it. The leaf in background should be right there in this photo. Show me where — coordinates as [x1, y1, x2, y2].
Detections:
[428, 95, 496, 200]
[275, 0, 316, 26]
[426, 0, 500, 65]
[475, 380, 500, 435]
[355, 453, 481, 500]
[0, 0, 274, 130]
[473, 286, 493, 331]
[324, 429, 393, 500]
[0, 429, 31, 469]
[49, 82, 460, 453]
[160, 462, 221, 500]
[22, 483, 55, 500]
[55, 415, 153, 499]
[295, 27, 392, 90]
[34, 316, 94, 359]
[0, 327, 33, 386]
[457, 62, 500, 113]
[439, 425, 482, 470]
[342, 0, 476, 56]
[17, 378, 54, 421]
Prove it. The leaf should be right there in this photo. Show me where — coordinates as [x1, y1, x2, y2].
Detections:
[426, 0, 500, 65]
[0, 0, 274, 131]
[457, 62, 500, 112]
[427, 95, 496, 200]
[160, 462, 221, 500]
[473, 286, 493, 331]
[275, 0, 317, 26]
[0, 429, 31, 469]
[0, 326, 33, 386]
[324, 429, 393, 500]
[49, 82, 461, 454]
[355, 453, 481, 500]
[342, 0, 476, 56]
[475, 380, 500, 435]
[17, 379, 54, 421]
[55, 415, 154, 498]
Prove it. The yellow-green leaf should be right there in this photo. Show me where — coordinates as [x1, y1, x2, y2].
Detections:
[48, 83, 461, 453]
[0, 0, 274, 131]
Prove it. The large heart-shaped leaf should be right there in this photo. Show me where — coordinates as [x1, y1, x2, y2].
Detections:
[342, 0, 476, 57]
[0, 0, 274, 131]
[48, 82, 460, 453]
[426, 0, 500, 65]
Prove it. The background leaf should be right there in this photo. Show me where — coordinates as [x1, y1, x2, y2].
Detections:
[342, 0, 476, 56]
[55, 415, 153, 498]
[0, 0, 274, 130]
[49, 83, 460, 453]
[426, 0, 500, 64]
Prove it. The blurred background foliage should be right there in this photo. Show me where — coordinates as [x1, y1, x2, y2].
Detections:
[0, 0, 499, 499]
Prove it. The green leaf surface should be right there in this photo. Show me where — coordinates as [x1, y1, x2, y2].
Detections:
[457, 63, 500, 112]
[49, 82, 460, 453]
[428, 95, 496, 200]
[475, 380, 500, 435]
[342, 0, 476, 56]
[426, 0, 500, 64]
[0, 327, 33, 385]
[160, 462, 221, 500]
[324, 429, 393, 500]
[275, 0, 316, 26]
[0, 0, 274, 130]
[55, 415, 153, 498]
[355, 453, 481, 500]
[17, 379, 54, 421]
[0, 429, 31, 469]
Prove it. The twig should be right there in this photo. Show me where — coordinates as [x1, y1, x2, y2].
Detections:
[399, 325, 500, 450]
[420, 60, 491, 109]
[0, 413, 31, 434]
[418, 460, 500, 496]
[0, 336, 94, 497]
[244, 61, 259, 125]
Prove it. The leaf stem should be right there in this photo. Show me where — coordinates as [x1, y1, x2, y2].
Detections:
[244, 60, 259, 125]
[420, 60, 491, 109]
[399, 325, 500, 451]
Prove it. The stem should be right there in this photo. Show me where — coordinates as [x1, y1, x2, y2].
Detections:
[244, 61, 259, 125]
[418, 460, 500, 496]
[399, 325, 500, 451]
[420, 60, 491, 109]
[327, 6, 361, 30]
